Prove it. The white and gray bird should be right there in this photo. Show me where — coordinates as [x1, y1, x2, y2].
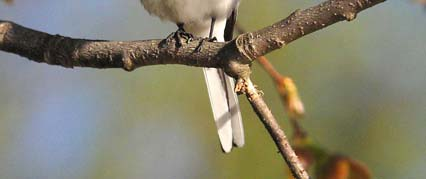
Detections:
[140, 0, 244, 153]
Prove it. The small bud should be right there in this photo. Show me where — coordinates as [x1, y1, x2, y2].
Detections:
[276, 77, 305, 118]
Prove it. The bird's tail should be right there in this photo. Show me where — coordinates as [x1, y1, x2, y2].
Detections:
[199, 18, 244, 153]
[203, 68, 244, 153]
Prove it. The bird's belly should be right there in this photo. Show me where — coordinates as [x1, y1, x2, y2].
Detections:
[141, 0, 238, 24]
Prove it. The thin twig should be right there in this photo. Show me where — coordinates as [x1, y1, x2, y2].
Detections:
[257, 56, 307, 137]
[257, 56, 283, 82]
[257, 56, 305, 119]
[244, 79, 309, 179]
[236, 23, 308, 177]
[0, 0, 387, 178]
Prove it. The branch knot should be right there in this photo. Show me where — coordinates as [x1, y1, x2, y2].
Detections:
[0, 21, 12, 45]
[235, 33, 257, 61]
[122, 51, 135, 71]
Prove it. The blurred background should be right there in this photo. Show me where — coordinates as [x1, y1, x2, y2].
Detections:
[0, 0, 425, 178]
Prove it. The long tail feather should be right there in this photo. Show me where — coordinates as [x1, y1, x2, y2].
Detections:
[203, 68, 234, 152]
[200, 17, 244, 153]
[224, 76, 244, 147]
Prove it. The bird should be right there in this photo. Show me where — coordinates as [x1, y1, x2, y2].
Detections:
[140, 0, 244, 153]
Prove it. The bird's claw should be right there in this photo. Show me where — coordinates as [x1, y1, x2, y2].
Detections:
[160, 29, 194, 48]
[195, 37, 217, 52]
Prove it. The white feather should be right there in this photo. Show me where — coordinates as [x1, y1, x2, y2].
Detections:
[203, 67, 234, 152]
[140, 0, 244, 152]
[199, 19, 243, 153]
[225, 75, 244, 147]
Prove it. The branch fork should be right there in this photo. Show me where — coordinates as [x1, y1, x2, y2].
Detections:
[0, 0, 387, 178]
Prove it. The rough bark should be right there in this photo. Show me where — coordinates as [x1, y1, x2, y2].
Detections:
[0, 0, 387, 178]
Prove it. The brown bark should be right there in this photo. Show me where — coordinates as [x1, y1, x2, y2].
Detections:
[0, 0, 387, 178]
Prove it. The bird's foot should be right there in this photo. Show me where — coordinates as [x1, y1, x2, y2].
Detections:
[160, 29, 194, 48]
[195, 37, 217, 52]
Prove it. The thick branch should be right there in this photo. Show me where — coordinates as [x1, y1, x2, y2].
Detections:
[238, 0, 385, 60]
[0, 0, 386, 178]
[1, 0, 385, 74]
[0, 22, 230, 71]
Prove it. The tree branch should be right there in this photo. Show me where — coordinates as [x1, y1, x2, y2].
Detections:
[1, 0, 385, 74]
[0, 0, 386, 178]
[244, 78, 310, 179]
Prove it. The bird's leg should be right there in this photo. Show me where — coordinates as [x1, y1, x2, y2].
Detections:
[160, 23, 194, 48]
[208, 18, 217, 41]
[195, 18, 217, 52]
[176, 23, 194, 45]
